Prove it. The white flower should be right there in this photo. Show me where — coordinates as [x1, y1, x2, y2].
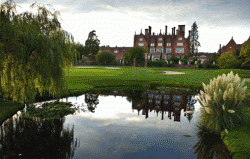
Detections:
[205, 107, 211, 114]
[223, 90, 228, 101]
[206, 94, 211, 102]
[225, 129, 228, 134]
[227, 109, 235, 113]
[222, 105, 225, 111]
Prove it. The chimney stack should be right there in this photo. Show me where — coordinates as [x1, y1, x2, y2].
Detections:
[174, 27, 176, 35]
[149, 26, 152, 35]
[165, 25, 168, 35]
[188, 30, 191, 38]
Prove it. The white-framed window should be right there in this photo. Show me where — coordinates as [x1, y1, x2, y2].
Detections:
[166, 48, 171, 53]
[176, 48, 184, 53]
[159, 38, 162, 41]
[164, 101, 168, 104]
[148, 94, 153, 98]
[167, 43, 171, 46]
[157, 48, 163, 53]
[139, 38, 143, 41]
[150, 43, 154, 46]
[138, 43, 144, 46]
[174, 95, 181, 101]
[114, 50, 118, 53]
[150, 48, 155, 53]
[179, 37, 182, 40]
[158, 43, 162, 46]
[156, 100, 160, 104]
[155, 95, 161, 99]
[174, 102, 180, 106]
[177, 43, 183, 46]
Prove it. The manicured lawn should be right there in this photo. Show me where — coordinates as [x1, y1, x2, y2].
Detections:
[64, 67, 250, 94]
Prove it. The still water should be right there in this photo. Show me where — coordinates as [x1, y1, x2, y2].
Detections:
[0, 90, 231, 159]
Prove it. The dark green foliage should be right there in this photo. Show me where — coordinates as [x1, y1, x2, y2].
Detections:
[160, 52, 162, 60]
[169, 54, 179, 64]
[0, 1, 75, 103]
[74, 43, 86, 63]
[0, 115, 77, 158]
[124, 46, 146, 64]
[190, 21, 201, 54]
[239, 39, 250, 69]
[147, 60, 173, 67]
[209, 53, 218, 63]
[180, 55, 189, 65]
[218, 51, 241, 69]
[96, 50, 116, 65]
[26, 101, 75, 118]
[84, 30, 100, 61]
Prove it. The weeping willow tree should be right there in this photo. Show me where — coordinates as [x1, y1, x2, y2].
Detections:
[0, 0, 75, 103]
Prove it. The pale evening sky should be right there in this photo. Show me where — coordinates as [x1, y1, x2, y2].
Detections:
[9, 0, 250, 52]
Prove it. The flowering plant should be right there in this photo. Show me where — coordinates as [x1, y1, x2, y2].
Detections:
[197, 71, 248, 133]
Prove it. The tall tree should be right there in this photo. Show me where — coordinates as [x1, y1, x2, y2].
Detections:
[190, 22, 201, 54]
[96, 50, 116, 65]
[124, 46, 146, 64]
[84, 30, 100, 61]
[0, 1, 75, 103]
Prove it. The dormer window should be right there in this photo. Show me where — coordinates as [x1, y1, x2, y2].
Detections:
[139, 38, 143, 41]
[159, 38, 162, 41]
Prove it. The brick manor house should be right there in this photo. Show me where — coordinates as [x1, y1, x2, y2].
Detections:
[99, 25, 212, 62]
[217, 36, 250, 56]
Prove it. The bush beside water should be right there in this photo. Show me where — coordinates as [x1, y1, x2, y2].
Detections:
[197, 71, 248, 133]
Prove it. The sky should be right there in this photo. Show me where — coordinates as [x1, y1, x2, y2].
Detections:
[6, 0, 250, 52]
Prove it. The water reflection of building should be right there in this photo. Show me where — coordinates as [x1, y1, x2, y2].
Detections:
[132, 90, 196, 122]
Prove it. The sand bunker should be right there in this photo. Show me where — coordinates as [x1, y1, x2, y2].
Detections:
[162, 71, 185, 75]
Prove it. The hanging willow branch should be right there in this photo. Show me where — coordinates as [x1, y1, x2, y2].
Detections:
[0, 0, 75, 103]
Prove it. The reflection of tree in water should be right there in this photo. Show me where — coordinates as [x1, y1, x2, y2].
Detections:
[124, 90, 143, 103]
[85, 91, 99, 113]
[0, 114, 78, 159]
[185, 95, 196, 123]
[193, 124, 232, 159]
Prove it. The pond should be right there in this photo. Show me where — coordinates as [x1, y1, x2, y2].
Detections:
[0, 89, 231, 159]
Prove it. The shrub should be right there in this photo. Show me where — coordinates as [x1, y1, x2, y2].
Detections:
[197, 71, 249, 133]
[217, 51, 241, 69]
[96, 50, 116, 65]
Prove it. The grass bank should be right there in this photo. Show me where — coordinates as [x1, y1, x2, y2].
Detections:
[64, 67, 250, 94]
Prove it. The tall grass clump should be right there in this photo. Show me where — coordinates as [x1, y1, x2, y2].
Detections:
[197, 71, 249, 134]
